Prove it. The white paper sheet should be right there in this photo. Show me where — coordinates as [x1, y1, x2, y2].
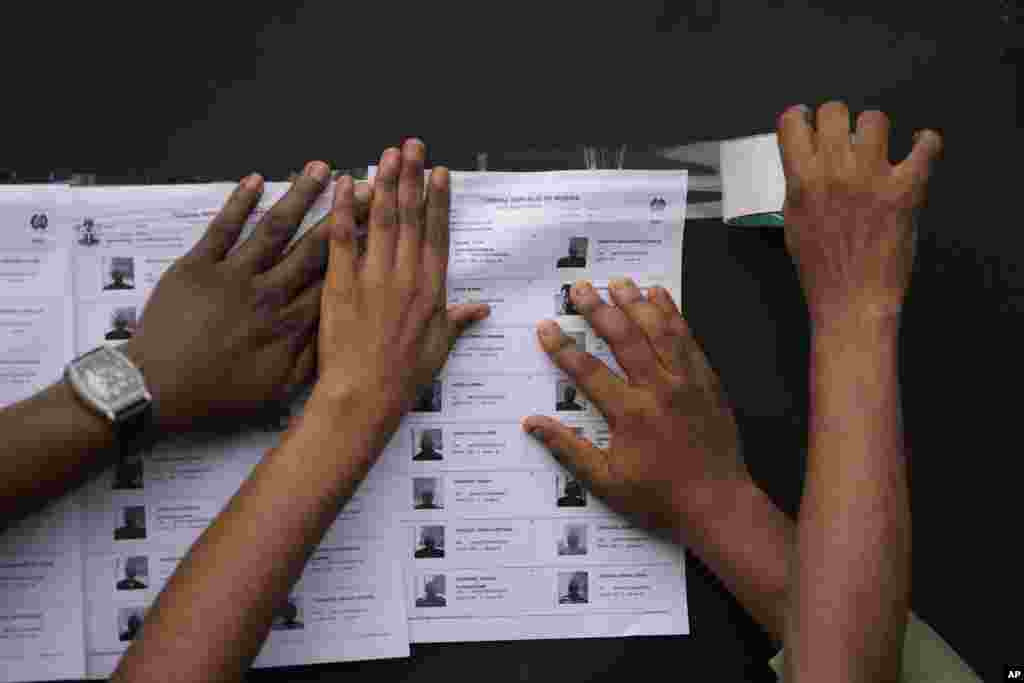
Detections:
[365, 169, 691, 643]
[0, 186, 86, 683]
[63, 183, 409, 677]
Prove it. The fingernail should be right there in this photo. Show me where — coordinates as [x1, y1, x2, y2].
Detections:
[241, 173, 263, 191]
[538, 320, 561, 340]
[304, 161, 329, 183]
[404, 138, 425, 155]
[572, 280, 594, 300]
[610, 278, 641, 300]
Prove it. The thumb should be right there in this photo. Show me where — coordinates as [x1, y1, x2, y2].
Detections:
[446, 303, 491, 349]
[522, 416, 610, 493]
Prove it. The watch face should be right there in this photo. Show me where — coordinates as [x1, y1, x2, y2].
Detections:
[76, 348, 144, 407]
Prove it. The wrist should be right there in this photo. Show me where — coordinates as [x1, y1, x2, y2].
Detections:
[810, 308, 901, 346]
[686, 479, 794, 641]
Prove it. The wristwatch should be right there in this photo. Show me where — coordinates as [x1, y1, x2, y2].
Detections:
[64, 345, 154, 448]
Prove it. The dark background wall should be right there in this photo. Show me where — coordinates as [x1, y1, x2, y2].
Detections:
[5, 2, 1019, 680]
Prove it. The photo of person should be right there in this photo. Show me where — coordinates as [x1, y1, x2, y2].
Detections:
[117, 607, 146, 642]
[649, 196, 668, 223]
[557, 524, 588, 556]
[114, 505, 147, 541]
[556, 236, 588, 268]
[413, 380, 442, 413]
[558, 571, 589, 604]
[412, 428, 444, 461]
[270, 598, 304, 630]
[76, 218, 100, 246]
[103, 256, 135, 291]
[556, 380, 585, 412]
[116, 556, 149, 591]
[556, 476, 587, 508]
[105, 307, 137, 340]
[112, 453, 143, 490]
[565, 331, 585, 350]
[413, 477, 444, 510]
[556, 284, 579, 316]
[416, 574, 446, 608]
[414, 525, 445, 559]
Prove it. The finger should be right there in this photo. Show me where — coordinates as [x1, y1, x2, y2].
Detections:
[355, 181, 373, 224]
[423, 167, 452, 301]
[816, 101, 854, 177]
[776, 105, 815, 202]
[324, 176, 360, 297]
[365, 148, 402, 276]
[395, 139, 427, 276]
[275, 281, 323, 340]
[185, 174, 264, 263]
[257, 216, 330, 303]
[537, 319, 628, 422]
[285, 337, 318, 399]
[569, 280, 661, 385]
[446, 303, 491, 348]
[521, 415, 611, 492]
[607, 279, 683, 376]
[233, 161, 331, 274]
[853, 110, 891, 168]
[642, 286, 694, 377]
[894, 129, 943, 201]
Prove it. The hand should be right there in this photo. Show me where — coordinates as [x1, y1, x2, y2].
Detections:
[308, 139, 489, 449]
[123, 162, 353, 433]
[777, 102, 943, 330]
[522, 279, 749, 541]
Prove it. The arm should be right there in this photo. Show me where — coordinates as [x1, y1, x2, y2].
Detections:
[522, 280, 792, 640]
[110, 398, 389, 683]
[0, 165, 360, 525]
[112, 140, 489, 683]
[776, 102, 943, 682]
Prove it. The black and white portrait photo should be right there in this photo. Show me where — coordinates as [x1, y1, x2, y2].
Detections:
[414, 525, 445, 559]
[558, 571, 589, 604]
[112, 453, 144, 490]
[270, 598, 304, 631]
[557, 523, 588, 556]
[556, 236, 588, 268]
[412, 428, 444, 461]
[76, 218, 101, 247]
[649, 196, 668, 223]
[102, 256, 135, 291]
[556, 380, 585, 412]
[416, 574, 446, 608]
[413, 477, 444, 510]
[114, 505, 147, 541]
[556, 284, 579, 316]
[116, 556, 149, 591]
[117, 607, 146, 642]
[556, 476, 587, 508]
[413, 380, 442, 413]
[105, 307, 137, 341]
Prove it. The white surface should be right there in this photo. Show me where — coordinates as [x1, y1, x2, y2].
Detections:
[720, 133, 786, 225]
[367, 169, 691, 643]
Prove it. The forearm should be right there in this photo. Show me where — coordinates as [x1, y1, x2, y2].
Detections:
[0, 378, 118, 522]
[111, 398, 390, 683]
[687, 479, 794, 642]
[790, 317, 909, 683]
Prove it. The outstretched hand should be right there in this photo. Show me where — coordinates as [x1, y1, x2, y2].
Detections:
[308, 139, 490, 453]
[125, 163, 341, 433]
[777, 102, 942, 330]
[522, 279, 749, 541]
